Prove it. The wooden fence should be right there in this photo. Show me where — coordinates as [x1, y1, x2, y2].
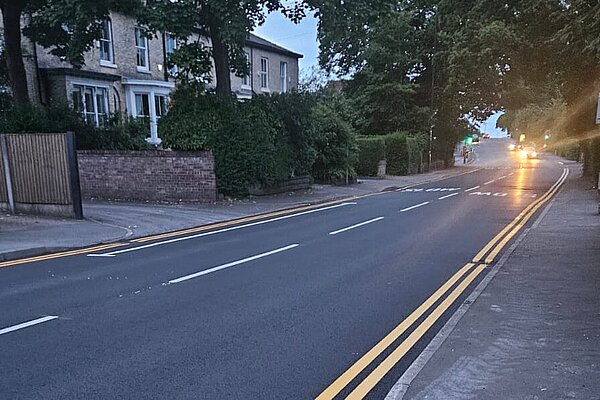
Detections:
[0, 133, 82, 218]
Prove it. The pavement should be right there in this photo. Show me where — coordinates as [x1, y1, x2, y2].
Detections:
[392, 167, 600, 400]
[1, 139, 598, 399]
[0, 157, 478, 261]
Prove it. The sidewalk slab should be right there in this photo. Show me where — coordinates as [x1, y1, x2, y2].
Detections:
[398, 171, 600, 399]
[0, 164, 477, 261]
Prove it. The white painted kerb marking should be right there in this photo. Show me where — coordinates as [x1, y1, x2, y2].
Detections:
[0, 316, 59, 336]
[89, 203, 355, 257]
[465, 186, 480, 192]
[438, 193, 459, 200]
[400, 202, 430, 212]
[329, 217, 384, 235]
[168, 244, 299, 284]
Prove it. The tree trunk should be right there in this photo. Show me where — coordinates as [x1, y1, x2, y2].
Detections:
[1, 2, 29, 105]
[210, 25, 232, 97]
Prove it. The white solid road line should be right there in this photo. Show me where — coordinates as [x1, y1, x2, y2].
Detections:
[438, 193, 459, 200]
[89, 203, 356, 257]
[465, 186, 480, 192]
[329, 217, 384, 236]
[168, 244, 299, 284]
[0, 316, 59, 336]
[400, 202, 430, 212]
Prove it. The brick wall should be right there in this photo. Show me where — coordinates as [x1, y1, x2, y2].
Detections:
[77, 151, 216, 203]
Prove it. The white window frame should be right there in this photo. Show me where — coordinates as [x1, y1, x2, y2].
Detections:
[123, 79, 174, 145]
[280, 61, 288, 93]
[71, 83, 110, 127]
[164, 33, 178, 76]
[99, 19, 116, 67]
[241, 50, 251, 89]
[135, 27, 150, 72]
[259, 57, 269, 91]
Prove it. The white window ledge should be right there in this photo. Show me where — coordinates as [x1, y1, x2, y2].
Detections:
[100, 60, 118, 69]
[260, 87, 270, 93]
[137, 66, 151, 74]
[241, 84, 252, 90]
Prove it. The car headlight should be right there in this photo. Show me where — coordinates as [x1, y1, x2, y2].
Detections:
[508, 144, 516, 150]
[531, 151, 538, 158]
[519, 150, 528, 159]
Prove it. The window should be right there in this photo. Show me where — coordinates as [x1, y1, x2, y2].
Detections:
[99, 19, 114, 65]
[165, 33, 178, 76]
[154, 94, 168, 117]
[242, 50, 251, 87]
[280, 61, 288, 93]
[135, 27, 149, 70]
[260, 57, 268, 90]
[134, 93, 150, 117]
[72, 85, 109, 127]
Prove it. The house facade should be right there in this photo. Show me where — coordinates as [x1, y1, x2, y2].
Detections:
[4, 12, 302, 145]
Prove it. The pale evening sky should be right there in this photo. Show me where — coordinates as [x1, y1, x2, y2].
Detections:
[255, 11, 505, 137]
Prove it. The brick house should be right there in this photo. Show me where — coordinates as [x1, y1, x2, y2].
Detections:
[3, 12, 302, 145]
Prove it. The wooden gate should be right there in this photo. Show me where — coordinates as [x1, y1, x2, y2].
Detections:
[0, 132, 83, 218]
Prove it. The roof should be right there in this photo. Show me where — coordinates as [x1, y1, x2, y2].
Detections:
[246, 33, 303, 59]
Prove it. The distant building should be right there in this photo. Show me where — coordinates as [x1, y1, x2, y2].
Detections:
[1, 12, 302, 144]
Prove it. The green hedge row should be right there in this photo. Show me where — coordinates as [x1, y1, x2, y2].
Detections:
[356, 132, 427, 177]
[356, 136, 385, 176]
[159, 88, 357, 196]
[0, 103, 149, 150]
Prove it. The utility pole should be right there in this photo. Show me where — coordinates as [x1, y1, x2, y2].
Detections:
[428, 10, 437, 170]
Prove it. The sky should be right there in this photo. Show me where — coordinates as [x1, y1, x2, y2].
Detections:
[255, 11, 506, 137]
[253, 11, 319, 74]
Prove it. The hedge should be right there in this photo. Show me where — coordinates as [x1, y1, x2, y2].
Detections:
[0, 103, 149, 150]
[159, 89, 357, 196]
[356, 132, 427, 177]
[356, 136, 386, 176]
[384, 132, 410, 175]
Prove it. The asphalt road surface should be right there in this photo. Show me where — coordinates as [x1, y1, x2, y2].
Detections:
[0, 139, 567, 399]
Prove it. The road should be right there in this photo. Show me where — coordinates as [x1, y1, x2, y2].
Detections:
[0, 139, 567, 399]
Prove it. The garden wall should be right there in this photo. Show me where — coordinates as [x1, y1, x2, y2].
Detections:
[78, 150, 216, 203]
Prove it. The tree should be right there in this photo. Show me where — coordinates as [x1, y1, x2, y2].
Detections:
[143, 0, 305, 97]
[1, 0, 30, 105]
[0, 0, 139, 105]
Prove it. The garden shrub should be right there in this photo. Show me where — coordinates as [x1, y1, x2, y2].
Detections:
[0, 102, 149, 150]
[406, 134, 427, 174]
[312, 101, 357, 183]
[384, 132, 409, 175]
[356, 136, 386, 176]
[159, 87, 355, 196]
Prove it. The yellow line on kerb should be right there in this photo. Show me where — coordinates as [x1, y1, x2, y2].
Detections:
[315, 263, 477, 400]
[484, 168, 569, 264]
[316, 168, 569, 399]
[0, 242, 124, 269]
[473, 168, 568, 263]
[345, 264, 487, 399]
[131, 199, 350, 243]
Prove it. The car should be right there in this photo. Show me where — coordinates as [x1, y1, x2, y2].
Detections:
[482, 133, 491, 139]
[524, 147, 538, 158]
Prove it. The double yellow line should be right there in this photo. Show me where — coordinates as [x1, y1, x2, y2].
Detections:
[0, 243, 124, 269]
[0, 199, 353, 269]
[0, 166, 481, 269]
[473, 167, 569, 264]
[316, 167, 569, 400]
